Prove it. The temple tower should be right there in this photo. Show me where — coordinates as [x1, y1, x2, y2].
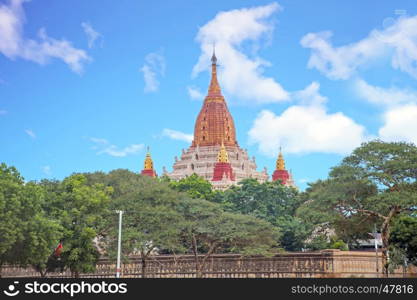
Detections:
[272, 148, 295, 187]
[192, 51, 237, 147]
[165, 52, 268, 189]
[141, 147, 157, 177]
[211, 142, 236, 189]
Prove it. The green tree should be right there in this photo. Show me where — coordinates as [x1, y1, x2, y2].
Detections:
[220, 179, 305, 250]
[0, 163, 24, 276]
[0, 165, 63, 277]
[305, 235, 330, 251]
[57, 174, 112, 277]
[221, 179, 299, 223]
[301, 140, 417, 275]
[390, 216, 417, 266]
[15, 182, 62, 277]
[104, 174, 186, 278]
[276, 216, 311, 251]
[83, 169, 138, 200]
[178, 198, 279, 278]
[297, 184, 375, 248]
[169, 173, 214, 200]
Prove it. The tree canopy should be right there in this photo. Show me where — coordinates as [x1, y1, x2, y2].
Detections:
[101, 172, 186, 277]
[216, 178, 307, 251]
[177, 197, 279, 277]
[53, 174, 112, 277]
[390, 215, 417, 267]
[300, 140, 417, 274]
[1, 139, 416, 278]
[168, 173, 214, 201]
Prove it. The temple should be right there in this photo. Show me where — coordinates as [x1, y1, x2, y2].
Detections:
[141, 148, 157, 177]
[211, 142, 236, 189]
[164, 51, 268, 189]
[272, 148, 295, 187]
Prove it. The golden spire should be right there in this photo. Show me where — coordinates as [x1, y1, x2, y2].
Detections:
[276, 147, 285, 171]
[144, 147, 154, 170]
[217, 142, 229, 163]
[208, 45, 222, 97]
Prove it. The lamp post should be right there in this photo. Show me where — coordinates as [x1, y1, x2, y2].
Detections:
[116, 210, 124, 278]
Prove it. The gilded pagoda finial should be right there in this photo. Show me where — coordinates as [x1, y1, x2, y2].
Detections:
[144, 147, 154, 170]
[208, 45, 221, 97]
[217, 142, 229, 163]
[276, 147, 285, 171]
[211, 43, 217, 64]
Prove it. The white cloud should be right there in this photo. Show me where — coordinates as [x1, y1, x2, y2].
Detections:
[162, 129, 193, 143]
[301, 15, 417, 80]
[140, 51, 165, 93]
[293, 81, 326, 106]
[248, 82, 369, 156]
[187, 86, 204, 100]
[353, 79, 417, 144]
[41, 165, 51, 176]
[379, 104, 417, 144]
[0, 0, 90, 73]
[25, 129, 36, 139]
[0, 110, 7, 115]
[90, 137, 144, 157]
[192, 2, 289, 104]
[81, 22, 102, 48]
[355, 78, 417, 106]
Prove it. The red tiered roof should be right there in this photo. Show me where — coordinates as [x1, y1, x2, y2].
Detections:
[212, 143, 235, 181]
[272, 150, 291, 185]
[272, 169, 290, 184]
[141, 150, 157, 177]
[212, 162, 235, 181]
[141, 169, 157, 177]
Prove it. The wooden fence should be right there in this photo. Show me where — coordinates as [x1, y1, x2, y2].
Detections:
[1, 250, 416, 278]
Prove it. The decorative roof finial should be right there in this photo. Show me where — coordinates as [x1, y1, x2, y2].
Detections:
[211, 43, 217, 64]
[208, 43, 221, 96]
[276, 147, 285, 171]
[217, 141, 229, 163]
[144, 147, 154, 170]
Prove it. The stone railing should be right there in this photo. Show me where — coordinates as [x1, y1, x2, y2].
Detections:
[1, 250, 416, 278]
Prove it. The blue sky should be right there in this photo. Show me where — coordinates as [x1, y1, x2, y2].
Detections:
[2, 0, 417, 190]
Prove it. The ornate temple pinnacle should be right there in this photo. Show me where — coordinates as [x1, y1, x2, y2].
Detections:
[217, 142, 229, 163]
[208, 48, 221, 97]
[141, 147, 157, 177]
[211, 44, 217, 65]
[144, 149, 154, 171]
[191, 50, 238, 148]
[276, 149, 285, 171]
